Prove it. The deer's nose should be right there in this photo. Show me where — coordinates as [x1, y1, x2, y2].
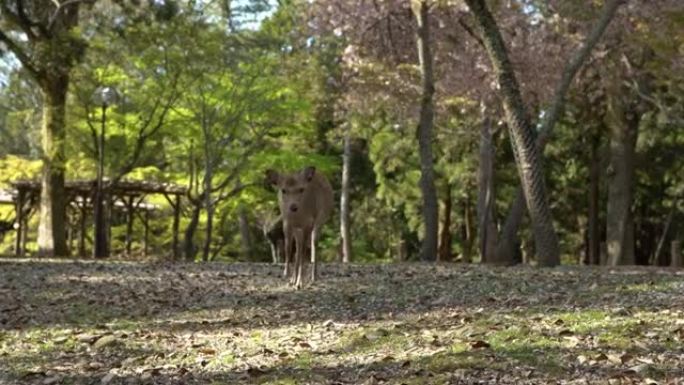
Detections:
[289, 204, 298, 213]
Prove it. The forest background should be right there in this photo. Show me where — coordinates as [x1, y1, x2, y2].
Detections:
[0, 0, 682, 267]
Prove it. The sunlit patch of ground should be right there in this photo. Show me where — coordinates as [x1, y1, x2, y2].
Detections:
[1, 259, 683, 384]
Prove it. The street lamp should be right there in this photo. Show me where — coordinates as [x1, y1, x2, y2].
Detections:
[92, 86, 118, 258]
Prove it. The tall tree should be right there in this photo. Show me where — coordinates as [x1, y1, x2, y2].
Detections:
[463, 0, 560, 266]
[603, 52, 644, 266]
[412, 0, 439, 261]
[477, 110, 498, 263]
[340, 121, 353, 263]
[0, 1, 88, 256]
[493, 0, 623, 264]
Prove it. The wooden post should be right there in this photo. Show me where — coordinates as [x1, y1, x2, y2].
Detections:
[14, 189, 24, 257]
[397, 239, 407, 261]
[20, 195, 33, 257]
[172, 194, 180, 260]
[143, 209, 150, 257]
[79, 194, 87, 258]
[125, 196, 135, 257]
[106, 192, 113, 257]
[671, 241, 682, 268]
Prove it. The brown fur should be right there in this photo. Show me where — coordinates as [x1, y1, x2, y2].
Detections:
[265, 166, 334, 288]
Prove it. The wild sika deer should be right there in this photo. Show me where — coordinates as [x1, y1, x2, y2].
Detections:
[261, 215, 285, 264]
[265, 166, 334, 288]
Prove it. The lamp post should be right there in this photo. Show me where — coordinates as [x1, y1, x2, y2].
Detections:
[92, 86, 118, 258]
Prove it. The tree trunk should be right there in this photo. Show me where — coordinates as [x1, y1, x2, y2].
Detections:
[474, 0, 622, 266]
[125, 197, 135, 257]
[0, 4, 88, 258]
[465, 0, 560, 266]
[652, 199, 677, 266]
[413, 0, 439, 262]
[606, 92, 638, 266]
[438, 183, 453, 262]
[340, 124, 353, 263]
[202, 176, 214, 262]
[462, 189, 474, 263]
[671, 241, 682, 268]
[238, 206, 252, 260]
[37, 80, 69, 257]
[588, 130, 601, 265]
[477, 113, 499, 263]
[202, 202, 214, 262]
[93, 104, 108, 258]
[184, 203, 201, 261]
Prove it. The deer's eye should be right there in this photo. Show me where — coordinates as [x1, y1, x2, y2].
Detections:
[298, 188, 305, 193]
[281, 189, 287, 194]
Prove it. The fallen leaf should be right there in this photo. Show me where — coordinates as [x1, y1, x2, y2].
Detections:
[88, 361, 105, 370]
[101, 373, 116, 384]
[620, 353, 634, 364]
[469, 340, 490, 349]
[198, 348, 217, 355]
[636, 357, 655, 365]
[607, 354, 623, 365]
[42, 376, 61, 385]
[93, 335, 117, 350]
[626, 363, 650, 374]
[247, 366, 267, 376]
[53, 336, 69, 344]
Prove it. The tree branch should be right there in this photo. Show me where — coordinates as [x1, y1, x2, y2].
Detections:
[457, 17, 485, 49]
[48, 0, 90, 32]
[213, 182, 257, 205]
[537, 0, 623, 147]
[17, 0, 49, 38]
[0, 29, 41, 79]
[0, 2, 37, 40]
[112, 73, 182, 183]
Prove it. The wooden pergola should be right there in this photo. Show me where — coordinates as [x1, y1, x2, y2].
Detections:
[9, 179, 185, 258]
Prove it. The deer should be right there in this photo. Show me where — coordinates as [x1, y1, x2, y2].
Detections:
[261, 215, 285, 264]
[265, 166, 334, 288]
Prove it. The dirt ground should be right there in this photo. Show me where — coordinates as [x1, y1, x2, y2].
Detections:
[1, 259, 683, 384]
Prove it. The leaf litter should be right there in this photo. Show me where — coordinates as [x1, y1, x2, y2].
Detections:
[0, 259, 683, 384]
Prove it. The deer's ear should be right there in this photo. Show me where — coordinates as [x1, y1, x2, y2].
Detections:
[265, 169, 280, 186]
[303, 166, 316, 181]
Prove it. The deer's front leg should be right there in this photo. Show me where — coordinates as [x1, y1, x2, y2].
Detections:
[293, 229, 305, 289]
[283, 225, 292, 280]
[310, 227, 318, 283]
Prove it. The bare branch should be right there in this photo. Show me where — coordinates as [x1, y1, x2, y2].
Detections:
[537, 0, 623, 147]
[457, 17, 485, 49]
